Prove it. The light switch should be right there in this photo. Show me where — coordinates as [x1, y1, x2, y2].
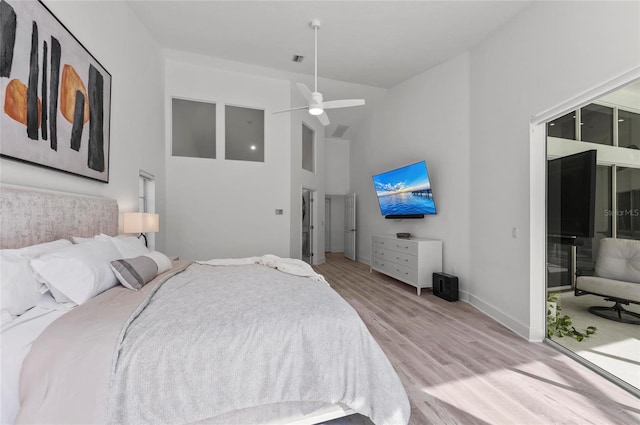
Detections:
[512, 227, 518, 239]
[275, 209, 284, 215]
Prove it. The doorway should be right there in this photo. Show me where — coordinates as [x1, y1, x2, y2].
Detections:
[344, 193, 356, 261]
[302, 188, 314, 265]
[534, 74, 640, 396]
[325, 197, 331, 253]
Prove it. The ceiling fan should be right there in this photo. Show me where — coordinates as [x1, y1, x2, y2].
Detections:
[274, 20, 365, 126]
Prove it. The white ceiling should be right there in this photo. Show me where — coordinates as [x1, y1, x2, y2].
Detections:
[127, 0, 532, 89]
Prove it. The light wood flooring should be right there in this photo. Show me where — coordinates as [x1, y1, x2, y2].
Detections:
[314, 253, 640, 425]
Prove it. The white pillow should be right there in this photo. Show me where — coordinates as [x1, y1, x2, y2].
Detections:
[30, 238, 121, 305]
[145, 251, 172, 274]
[12, 239, 72, 258]
[73, 234, 149, 259]
[0, 239, 73, 320]
[106, 234, 150, 258]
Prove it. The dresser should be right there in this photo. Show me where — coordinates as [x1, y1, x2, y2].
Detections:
[370, 235, 442, 295]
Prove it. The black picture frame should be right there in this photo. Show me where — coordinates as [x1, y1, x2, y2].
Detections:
[0, 0, 112, 183]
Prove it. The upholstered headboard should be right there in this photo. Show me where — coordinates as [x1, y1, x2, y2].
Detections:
[0, 186, 118, 249]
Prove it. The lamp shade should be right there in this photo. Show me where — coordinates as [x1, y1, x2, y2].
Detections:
[123, 212, 159, 234]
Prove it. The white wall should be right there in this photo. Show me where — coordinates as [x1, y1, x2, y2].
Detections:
[0, 1, 166, 249]
[469, 0, 640, 340]
[325, 138, 350, 195]
[350, 53, 471, 289]
[164, 52, 291, 261]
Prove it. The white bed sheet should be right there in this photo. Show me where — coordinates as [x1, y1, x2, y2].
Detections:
[1, 300, 70, 424]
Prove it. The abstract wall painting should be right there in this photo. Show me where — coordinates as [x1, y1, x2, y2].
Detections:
[0, 0, 111, 182]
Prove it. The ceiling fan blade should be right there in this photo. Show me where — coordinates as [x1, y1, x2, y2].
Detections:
[273, 106, 309, 114]
[296, 83, 314, 103]
[317, 111, 330, 126]
[322, 99, 366, 110]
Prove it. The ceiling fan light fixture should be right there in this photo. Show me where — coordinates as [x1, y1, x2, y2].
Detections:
[271, 19, 364, 127]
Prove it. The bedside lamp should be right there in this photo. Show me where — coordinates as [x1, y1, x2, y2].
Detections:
[123, 212, 159, 247]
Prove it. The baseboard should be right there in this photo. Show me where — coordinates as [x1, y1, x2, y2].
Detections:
[457, 288, 471, 303]
[466, 292, 530, 340]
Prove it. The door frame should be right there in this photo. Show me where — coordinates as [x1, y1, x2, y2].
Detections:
[344, 192, 357, 261]
[325, 197, 331, 253]
[529, 67, 640, 343]
[301, 185, 319, 265]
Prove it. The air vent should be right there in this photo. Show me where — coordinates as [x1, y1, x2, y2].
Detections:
[331, 125, 349, 138]
[292, 55, 304, 63]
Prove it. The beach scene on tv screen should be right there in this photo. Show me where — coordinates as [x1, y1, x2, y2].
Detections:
[373, 162, 436, 216]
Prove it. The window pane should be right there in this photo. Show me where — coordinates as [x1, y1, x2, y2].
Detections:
[302, 123, 314, 172]
[580, 104, 612, 145]
[576, 166, 612, 274]
[225, 105, 264, 162]
[618, 109, 640, 149]
[547, 111, 576, 140]
[172, 98, 216, 159]
[547, 242, 572, 288]
[616, 166, 640, 240]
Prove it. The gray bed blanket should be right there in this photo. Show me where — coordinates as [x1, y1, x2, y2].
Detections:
[17, 261, 192, 424]
[107, 263, 409, 425]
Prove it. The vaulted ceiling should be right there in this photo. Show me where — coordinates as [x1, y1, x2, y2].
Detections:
[128, 1, 532, 136]
[128, 1, 531, 88]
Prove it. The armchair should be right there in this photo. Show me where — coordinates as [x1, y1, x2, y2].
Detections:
[575, 237, 640, 324]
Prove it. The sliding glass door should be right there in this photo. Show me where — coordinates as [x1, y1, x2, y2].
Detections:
[546, 88, 640, 392]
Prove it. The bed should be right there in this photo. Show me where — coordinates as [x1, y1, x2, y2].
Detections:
[0, 186, 410, 425]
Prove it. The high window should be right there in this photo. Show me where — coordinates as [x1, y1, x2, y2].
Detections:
[171, 98, 216, 159]
[302, 123, 315, 172]
[225, 105, 264, 162]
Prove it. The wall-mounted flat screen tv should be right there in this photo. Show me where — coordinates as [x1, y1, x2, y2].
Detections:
[547, 150, 597, 238]
[372, 161, 436, 219]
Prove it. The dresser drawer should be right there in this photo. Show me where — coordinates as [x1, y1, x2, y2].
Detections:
[371, 247, 393, 260]
[372, 236, 390, 249]
[388, 250, 418, 268]
[372, 236, 418, 256]
[389, 263, 418, 283]
[388, 240, 418, 256]
[370, 257, 391, 273]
